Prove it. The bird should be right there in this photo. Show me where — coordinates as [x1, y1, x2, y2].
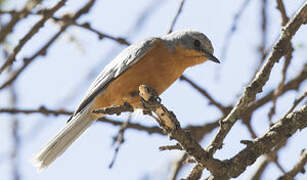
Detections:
[31, 29, 220, 171]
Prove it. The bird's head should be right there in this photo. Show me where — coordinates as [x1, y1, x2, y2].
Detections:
[162, 30, 220, 65]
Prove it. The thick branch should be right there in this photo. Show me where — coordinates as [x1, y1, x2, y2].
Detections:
[186, 164, 204, 180]
[247, 64, 306, 112]
[138, 84, 225, 177]
[206, 2, 307, 155]
[210, 105, 307, 179]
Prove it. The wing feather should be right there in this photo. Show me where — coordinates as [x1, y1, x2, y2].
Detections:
[75, 38, 159, 113]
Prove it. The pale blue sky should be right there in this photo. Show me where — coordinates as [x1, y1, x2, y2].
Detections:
[0, 0, 306, 179]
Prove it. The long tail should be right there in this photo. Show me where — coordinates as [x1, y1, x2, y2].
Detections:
[31, 106, 95, 171]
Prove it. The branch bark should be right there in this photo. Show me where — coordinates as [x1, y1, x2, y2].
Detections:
[209, 104, 307, 179]
[206, 2, 307, 155]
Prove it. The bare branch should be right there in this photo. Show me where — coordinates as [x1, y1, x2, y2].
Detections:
[108, 114, 132, 168]
[93, 102, 133, 115]
[0, 107, 72, 116]
[159, 143, 183, 151]
[268, 48, 293, 123]
[278, 149, 307, 180]
[268, 0, 293, 124]
[97, 116, 163, 135]
[209, 104, 307, 179]
[138, 84, 225, 177]
[167, 0, 186, 34]
[0, 0, 97, 90]
[180, 75, 231, 115]
[186, 164, 204, 180]
[284, 90, 307, 117]
[0, 6, 131, 47]
[170, 154, 189, 180]
[220, 0, 250, 59]
[251, 158, 270, 180]
[0, 0, 67, 74]
[0, 0, 41, 43]
[259, 0, 268, 63]
[276, 0, 289, 26]
[247, 64, 307, 112]
[206, 3, 307, 155]
[51, 17, 130, 45]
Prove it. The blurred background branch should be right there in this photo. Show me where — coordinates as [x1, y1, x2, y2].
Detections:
[0, 0, 307, 180]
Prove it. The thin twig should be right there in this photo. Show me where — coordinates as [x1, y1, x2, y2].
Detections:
[0, 106, 163, 135]
[0, 107, 72, 116]
[247, 64, 306, 112]
[0, 0, 97, 90]
[170, 153, 189, 180]
[159, 143, 183, 151]
[278, 149, 307, 180]
[0, 0, 67, 74]
[276, 0, 289, 26]
[250, 158, 270, 180]
[167, 0, 186, 34]
[259, 0, 268, 63]
[108, 114, 132, 168]
[268, 48, 293, 124]
[7, 43, 20, 180]
[268, 0, 292, 124]
[284, 90, 307, 117]
[93, 102, 133, 115]
[0, 8, 131, 46]
[97, 117, 163, 135]
[180, 75, 231, 115]
[0, 0, 41, 43]
[51, 17, 130, 45]
[220, 0, 250, 60]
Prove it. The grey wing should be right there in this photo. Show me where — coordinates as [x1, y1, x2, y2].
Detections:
[74, 37, 159, 114]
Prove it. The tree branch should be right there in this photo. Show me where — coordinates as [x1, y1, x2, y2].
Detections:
[0, 0, 67, 74]
[180, 75, 231, 115]
[278, 149, 307, 180]
[209, 104, 307, 179]
[138, 84, 225, 177]
[276, 0, 289, 26]
[0, 0, 97, 90]
[206, 2, 307, 155]
[167, 0, 186, 34]
[0, 107, 72, 116]
[0, 0, 41, 43]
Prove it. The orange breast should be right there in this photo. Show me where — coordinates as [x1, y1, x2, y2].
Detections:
[92, 40, 187, 111]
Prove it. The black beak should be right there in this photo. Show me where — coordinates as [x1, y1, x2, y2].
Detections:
[204, 52, 220, 63]
[200, 48, 220, 63]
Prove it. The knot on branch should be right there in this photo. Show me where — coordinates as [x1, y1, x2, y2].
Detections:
[138, 84, 179, 130]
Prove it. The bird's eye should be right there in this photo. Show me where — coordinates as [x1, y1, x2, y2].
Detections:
[194, 39, 201, 47]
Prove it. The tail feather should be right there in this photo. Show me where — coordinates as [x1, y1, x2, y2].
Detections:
[31, 107, 95, 171]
